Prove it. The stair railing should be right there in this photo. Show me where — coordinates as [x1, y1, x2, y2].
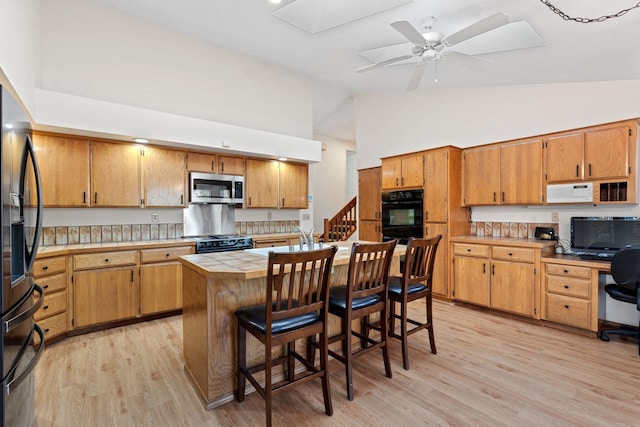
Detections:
[320, 196, 357, 242]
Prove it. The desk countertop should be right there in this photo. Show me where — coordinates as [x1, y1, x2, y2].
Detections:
[542, 254, 611, 272]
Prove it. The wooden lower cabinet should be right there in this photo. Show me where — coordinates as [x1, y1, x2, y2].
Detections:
[33, 255, 69, 344]
[74, 266, 140, 328]
[451, 239, 555, 319]
[139, 246, 193, 315]
[359, 220, 382, 242]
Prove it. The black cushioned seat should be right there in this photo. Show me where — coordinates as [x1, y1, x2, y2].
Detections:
[328, 286, 382, 312]
[387, 276, 427, 296]
[235, 301, 320, 334]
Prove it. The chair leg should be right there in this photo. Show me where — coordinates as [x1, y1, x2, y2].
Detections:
[389, 299, 396, 336]
[287, 341, 296, 381]
[343, 316, 355, 401]
[237, 325, 246, 402]
[426, 293, 437, 355]
[380, 304, 392, 379]
[400, 301, 410, 370]
[307, 334, 317, 366]
[265, 343, 273, 427]
[360, 315, 369, 349]
[319, 331, 333, 415]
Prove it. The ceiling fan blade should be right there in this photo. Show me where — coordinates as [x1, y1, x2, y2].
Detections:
[391, 20, 426, 46]
[356, 54, 415, 73]
[406, 61, 427, 91]
[444, 12, 509, 46]
[443, 51, 491, 70]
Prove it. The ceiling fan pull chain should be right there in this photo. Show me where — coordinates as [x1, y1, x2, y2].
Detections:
[539, 0, 640, 23]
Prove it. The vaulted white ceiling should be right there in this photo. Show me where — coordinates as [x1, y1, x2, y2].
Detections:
[96, 0, 640, 141]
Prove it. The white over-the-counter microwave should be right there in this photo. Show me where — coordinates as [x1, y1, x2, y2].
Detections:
[189, 172, 244, 204]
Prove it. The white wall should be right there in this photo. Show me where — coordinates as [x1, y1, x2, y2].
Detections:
[354, 79, 640, 240]
[310, 135, 357, 232]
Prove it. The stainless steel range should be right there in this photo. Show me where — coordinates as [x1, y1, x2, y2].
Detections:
[189, 234, 253, 253]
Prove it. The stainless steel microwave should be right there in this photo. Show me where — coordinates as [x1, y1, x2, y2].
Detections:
[189, 172, 244, 204]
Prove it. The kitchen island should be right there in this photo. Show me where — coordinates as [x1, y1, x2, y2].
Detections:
[178, 241, 405, 409]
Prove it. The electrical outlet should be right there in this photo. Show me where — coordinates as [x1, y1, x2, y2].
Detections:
[151, 213, 159, 223]
[551, 212, 559, 222]
[267, 212, 272, 220]
[302, 214, 310, 220]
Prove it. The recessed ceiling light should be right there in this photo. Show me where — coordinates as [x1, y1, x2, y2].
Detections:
[133, 138, 149, 143]
[270, 0, 282, 4]
[4, 124, 13, 129]
[278, 157, 288, 161]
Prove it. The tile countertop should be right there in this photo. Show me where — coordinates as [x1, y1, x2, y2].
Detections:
[449, 235, 558, 249]
[35, 238, 196, 258]
[179, 240, 406, 281]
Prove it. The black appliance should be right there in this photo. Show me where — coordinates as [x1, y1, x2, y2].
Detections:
[1, 86, 45, 427]
[381, 189, 424, 244]
[570, 216, 640, 260]
[189, 234, 253, 253]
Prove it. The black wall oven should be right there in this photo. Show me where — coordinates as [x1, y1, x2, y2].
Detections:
[381, 189, 424, 244]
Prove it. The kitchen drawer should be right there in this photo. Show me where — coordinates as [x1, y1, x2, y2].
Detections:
[140, 246, 193, 263]
[491, 246, 535, 263]
[254, 239, 291, 248]
[33, 256, 66, 277]
[34, 312, 67, 345]
[546, 275, 591, 299]
[545, 263, 591, 279]
[35, 290, 67, 321]
[545, 293, 591, 329]
[38, 272, 67, 294]
[74, 250, 138, 270]
[453, 243, 489, 257]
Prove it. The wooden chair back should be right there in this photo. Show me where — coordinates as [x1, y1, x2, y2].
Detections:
[400, 236, 442, 292]
[346, 240, 397, 301]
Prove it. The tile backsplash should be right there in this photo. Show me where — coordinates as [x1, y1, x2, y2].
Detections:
[38, 220, 301, 246]
[470, 221, 558, 239]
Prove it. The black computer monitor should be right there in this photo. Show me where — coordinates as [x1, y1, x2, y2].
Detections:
[570, 216, 640, 256]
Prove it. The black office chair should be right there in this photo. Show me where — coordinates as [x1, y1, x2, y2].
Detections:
[600, 245, 640, 355]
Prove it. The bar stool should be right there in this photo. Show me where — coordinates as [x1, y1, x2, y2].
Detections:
[388, 236, 441, 370]
[235, 246, 337, 427]
[316, 240, 397, 401]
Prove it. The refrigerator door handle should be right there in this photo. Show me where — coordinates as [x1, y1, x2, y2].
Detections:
[21, 133, 43, 272]
[2, 283, 44, 334]
[3, 324, 44, 397]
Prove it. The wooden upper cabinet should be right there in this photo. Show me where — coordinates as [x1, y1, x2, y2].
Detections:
[381, 153, 424, 190]
[245, 159, 279, 208]
[32, 133, 91, 207]
[279, 162, 308, 209]
[143, 146, 186, 207]
[187, 152, 245, 175]
[187, 152, 216, 173]
[463, 147, 500, 206]
[358, 167, 381, 221]
[424, 149, 449, 222]
[546, 122, 632, 183]
[545, 133, 584, 183]
[218, 155, 245, 175]
[91, 141, 142, 207]
[500, 139, 543, 205]
[584, 125, 630, 179]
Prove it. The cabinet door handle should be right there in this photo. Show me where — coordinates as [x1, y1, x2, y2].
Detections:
[502, 192, 505, 202]
[588, 163, 592, 176]
[211, 160, 215, 171]
[396, 178, 399, 186]
[180, 195, 184, 205]
[483, 263, 486, 273]
[282, 198, 285, 207]
[221, 162, 224, 173]
[131, 270, 134, 282]
[493, 192, 496, 202]
[576, 165, 579, 177]
[401, 177, 405, 185]
[492, 265, 495, 275]
[83, 192, 86, 204]
[425, 211, 429, 220]
[95, 192, 98, 204]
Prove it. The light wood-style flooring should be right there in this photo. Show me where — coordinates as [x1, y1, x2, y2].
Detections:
[35, 300, 640, 426]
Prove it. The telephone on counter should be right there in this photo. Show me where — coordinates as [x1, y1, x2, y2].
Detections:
[534, 226, 556, 241]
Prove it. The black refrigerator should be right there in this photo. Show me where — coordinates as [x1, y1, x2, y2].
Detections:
[1, 85, 44, 426]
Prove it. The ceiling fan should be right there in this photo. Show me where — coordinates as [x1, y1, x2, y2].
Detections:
[357, 12, 511, 90]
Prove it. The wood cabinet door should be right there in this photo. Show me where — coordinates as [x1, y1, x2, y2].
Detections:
[140, 262, 182, 315]
[381, 157, 402, 189]
[401, 153, 424, 188]
[545, 132, 584, 183]
[187, 152, 216, 173]
[91, 142, 141, 207]
[279, 162, 308, 208]
[584, 125, 630, 179]
[462, 147, 500, 206]
[245, 159, 279, 208]
[33, 133, 91, 207]
[143, 146, 186, 207]
[358, 167, 381, 221]
[74, 266, 139, 327]
[490, 260, 535, 317]
[452, 256, 490, 306]
[424, 149, 448, 222]
[359, 220, 381, 242]
[218, 155, 245, 175]
[500, 140, 543, 205]
[424, 223, 448, 298]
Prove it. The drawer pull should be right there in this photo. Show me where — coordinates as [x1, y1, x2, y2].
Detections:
[564, 285, 569, 289]
[43, 285, 49, 289]
[104, 259, 109, 263]
[166, 253, 170, 257]
[43, 305, 49, 310]
[563, 269, 569, 273]
[564, 305, 570, 309]
[467, 249, 471, 252]
[44, 328, 50, 333]
[42, 266, 48, 270]
[508, 252, 513, 256]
